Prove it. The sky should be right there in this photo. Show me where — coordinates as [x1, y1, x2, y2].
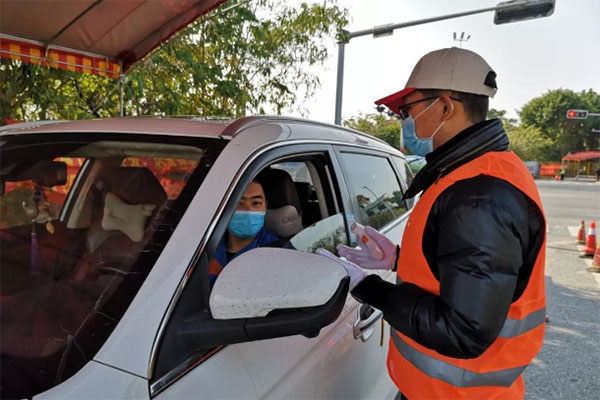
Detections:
[289, 0, 600, 124]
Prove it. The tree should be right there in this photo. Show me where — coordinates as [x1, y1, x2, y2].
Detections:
[505, 125, 553, 161]
[487, 108, 517, 129]
[0, 0, 348, 122]
[518, 89, 600, 159]
[343, 113, 403, 149]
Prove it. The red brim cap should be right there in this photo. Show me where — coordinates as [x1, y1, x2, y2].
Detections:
[374, 87, 416, 112]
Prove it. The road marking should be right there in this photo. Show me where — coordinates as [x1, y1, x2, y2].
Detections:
[567, 226, 579, 237]
[582, 258, 600, 286]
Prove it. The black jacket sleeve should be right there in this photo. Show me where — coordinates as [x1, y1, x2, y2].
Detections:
[351, 176, 543, 359]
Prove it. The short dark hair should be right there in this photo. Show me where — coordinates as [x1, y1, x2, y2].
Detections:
[418, 89, 489, 123]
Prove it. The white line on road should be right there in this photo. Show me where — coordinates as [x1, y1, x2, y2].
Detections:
[582, 258, 600, 286]
[567, 226, 580, 237]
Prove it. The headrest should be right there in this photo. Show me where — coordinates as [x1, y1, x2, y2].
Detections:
[259, 169, 301, 214]
[87, 167, 167, 248]
[101, 192, 156, 242]
[100, 167, 167, 211]
[265, 206, 304, 238]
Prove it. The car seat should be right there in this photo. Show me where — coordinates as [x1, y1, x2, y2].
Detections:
[260, 168, 303, 238]
[70, 166, 167, 285]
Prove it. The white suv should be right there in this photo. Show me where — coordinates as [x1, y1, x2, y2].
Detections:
[0, 116, 415, 399]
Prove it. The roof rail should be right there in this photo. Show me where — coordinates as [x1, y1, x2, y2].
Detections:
[0, 120, 67, 133]
[224, 115, 393, 148]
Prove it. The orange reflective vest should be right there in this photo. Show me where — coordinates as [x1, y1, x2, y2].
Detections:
[389, 151, 546, 399]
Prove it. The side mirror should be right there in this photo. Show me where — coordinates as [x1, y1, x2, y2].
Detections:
[178, 248, 349, 347]
[210, 247, 347, 319]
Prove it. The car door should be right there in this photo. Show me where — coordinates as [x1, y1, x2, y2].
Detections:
[331, 145, 416, 397]
[150, 143, 398, 399]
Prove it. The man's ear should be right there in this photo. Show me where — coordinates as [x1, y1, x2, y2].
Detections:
[439, 94, 455, 120]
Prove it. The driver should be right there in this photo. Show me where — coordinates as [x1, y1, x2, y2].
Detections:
[208, 178, 279, 286]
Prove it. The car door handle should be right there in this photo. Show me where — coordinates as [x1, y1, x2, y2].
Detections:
[353, 304, 383, 342]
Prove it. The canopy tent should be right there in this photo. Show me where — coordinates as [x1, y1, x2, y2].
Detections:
[562, 151, 600, 161]
[0, 0, 227, 78]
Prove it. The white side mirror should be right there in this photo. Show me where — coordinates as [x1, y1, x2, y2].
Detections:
[210, 248, 347, 320]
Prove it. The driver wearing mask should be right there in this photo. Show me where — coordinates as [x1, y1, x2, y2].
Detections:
[208, 178, 279, 286]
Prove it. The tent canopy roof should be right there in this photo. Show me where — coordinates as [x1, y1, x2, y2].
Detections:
[562, 151, 600, 161]
[0, 0, 226, 77]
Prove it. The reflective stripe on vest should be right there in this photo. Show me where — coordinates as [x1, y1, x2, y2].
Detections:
[389, 305, 546, 387]
[390, 329, 527, 388]
[499, 307, 546, 338]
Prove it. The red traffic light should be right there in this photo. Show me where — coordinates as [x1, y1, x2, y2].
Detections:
[566, 109, 588, 119]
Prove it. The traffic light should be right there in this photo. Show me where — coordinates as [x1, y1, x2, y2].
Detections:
[566, 109, 588, 119]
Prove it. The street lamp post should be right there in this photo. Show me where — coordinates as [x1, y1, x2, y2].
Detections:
[363, 185, 396, 220]
[334, 0, 555, 125]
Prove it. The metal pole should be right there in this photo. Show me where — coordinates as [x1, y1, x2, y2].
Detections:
[334, 39, 346, 125]
[119, 74, 124, 117]
[399, 126, 404, 150]
[332, 0, 543, 123]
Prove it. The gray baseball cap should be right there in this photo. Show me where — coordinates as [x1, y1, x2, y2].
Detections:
[375, 47, 497, 112]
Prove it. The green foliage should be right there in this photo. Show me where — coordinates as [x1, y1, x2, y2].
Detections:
[0, 0, 348, 121]
[505, 125, 554, 161]
[487, 108, 517, 129]
[519, 89, 600, 159]
[343, 113, 402, 149]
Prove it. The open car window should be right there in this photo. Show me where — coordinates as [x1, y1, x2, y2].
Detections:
[0, 133, 225, 399]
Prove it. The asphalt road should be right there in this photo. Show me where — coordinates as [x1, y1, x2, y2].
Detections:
[524, 180, 600, 399]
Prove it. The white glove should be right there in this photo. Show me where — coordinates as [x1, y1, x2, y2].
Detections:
[336, 223, 397, 270]
[316, 248, 366, 291]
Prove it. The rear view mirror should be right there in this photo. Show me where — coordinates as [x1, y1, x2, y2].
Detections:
[3, 160, 67, 187]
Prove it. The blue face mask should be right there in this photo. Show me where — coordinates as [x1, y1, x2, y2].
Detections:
[401, 116, 433, 156]
[228, 210, 266, 239]
[401, 98, 450, 157]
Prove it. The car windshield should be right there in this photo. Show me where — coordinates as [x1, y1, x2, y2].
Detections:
[0, 132, 225, 399]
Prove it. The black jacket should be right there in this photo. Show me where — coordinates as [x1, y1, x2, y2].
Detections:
[351, 119, 545, 359]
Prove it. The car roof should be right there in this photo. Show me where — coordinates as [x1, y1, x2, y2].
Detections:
[0, 116, 401, 156]
[0, 117, 230, 137]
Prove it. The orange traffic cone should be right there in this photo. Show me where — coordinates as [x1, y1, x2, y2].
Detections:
[581, 221, 597, 257]
[576, 220, 586, 244]
[588, 242, 600, 273]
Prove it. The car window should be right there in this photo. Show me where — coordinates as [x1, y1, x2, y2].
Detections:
[0, 157, 85, 230]
[0, 133, 224, 399]
[338, 152, 407, 230]
[122, 156, 198, 199]
[270, 161, 314, 184]
[289, 213, 347, 255]
[152, 151, 348, 390]
[206, 158, 346, 287]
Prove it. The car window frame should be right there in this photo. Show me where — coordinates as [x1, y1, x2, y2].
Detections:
[150, 142, 350, 396]
[389, 155, 416, 210]
[332, 145, 411, 235]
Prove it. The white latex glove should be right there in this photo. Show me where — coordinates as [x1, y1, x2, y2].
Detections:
[316, 248, 366, 291]
[336, 223, 397, 270]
